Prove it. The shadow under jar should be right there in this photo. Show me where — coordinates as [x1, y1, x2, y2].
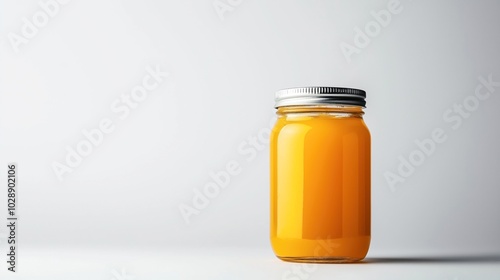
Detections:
[270, 87, 371, 263]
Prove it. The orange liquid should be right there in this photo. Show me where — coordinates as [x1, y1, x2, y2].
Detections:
[270, 107, 371, 263]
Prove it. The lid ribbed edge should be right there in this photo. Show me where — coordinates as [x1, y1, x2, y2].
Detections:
[275, 87, 366, 108]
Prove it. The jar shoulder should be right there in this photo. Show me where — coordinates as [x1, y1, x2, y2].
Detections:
[272, 116, 370, 139]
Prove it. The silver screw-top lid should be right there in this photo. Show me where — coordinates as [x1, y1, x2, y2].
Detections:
[275, 87, 366, 108]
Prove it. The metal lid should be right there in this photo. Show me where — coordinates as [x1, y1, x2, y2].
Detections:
[275, 87, 366, 108]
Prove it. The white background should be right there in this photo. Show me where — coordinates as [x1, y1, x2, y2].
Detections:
[1, 0, 500, 279]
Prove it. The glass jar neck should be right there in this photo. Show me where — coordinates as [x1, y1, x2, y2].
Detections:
[277, 105, 365, 118]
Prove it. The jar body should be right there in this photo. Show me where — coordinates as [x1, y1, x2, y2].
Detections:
[270, 106, 371, 263]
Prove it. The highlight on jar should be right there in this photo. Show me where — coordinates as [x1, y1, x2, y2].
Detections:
[270, 87, 371, 263]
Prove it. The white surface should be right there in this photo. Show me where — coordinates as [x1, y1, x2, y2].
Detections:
[3, 248, 500, 280]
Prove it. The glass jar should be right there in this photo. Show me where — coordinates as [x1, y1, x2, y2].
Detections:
[270, 87, 370, 263]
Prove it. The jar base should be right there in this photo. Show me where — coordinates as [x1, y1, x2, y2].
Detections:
[277, 255, 364, 264]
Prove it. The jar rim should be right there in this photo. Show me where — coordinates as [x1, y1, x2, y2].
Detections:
[275, 87, 366, 108]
